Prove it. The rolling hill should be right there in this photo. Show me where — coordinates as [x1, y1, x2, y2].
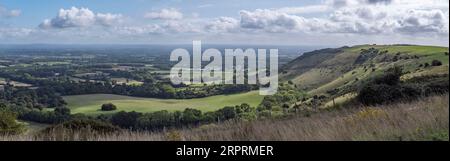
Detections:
[281, 44, 449, 104]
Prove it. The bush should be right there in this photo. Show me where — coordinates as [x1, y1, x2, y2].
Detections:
[101, 103, 117, 111]
[137, 110, 175, 130]
[110, 111, 141, 129]
[373, 66, 402, 86]
[358, 67, 405, 105]
[431, 60, 443, 66]
[358, 67, 449, 105]
[43, 119, 121, 134]
[0, 109, 25, 135]
[182, 108, 202, 125]
[18, 108, 70, 124]
[216, 106, 236, 120]
[54, 107, 71, 115]
[358, 84, 402, 105]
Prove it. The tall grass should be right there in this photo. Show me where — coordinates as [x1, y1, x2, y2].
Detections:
[2, 95, 448, 141]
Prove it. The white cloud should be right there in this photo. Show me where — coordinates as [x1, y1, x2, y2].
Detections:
[233, 0, 449, 36]
[395, 9, 448, 34]
[205, 17, 239, 33]
[326, 0, 392, 7]
[276, 5, 331, 14]
[111, 20, 198, 35]
[2, 1, 449, 45]
[0, 5, 21, 18]
[144, 8, 183, 20]
[96, 13, 123, 26]
[112, 25, 164, 35]
[163, 21, 193, 33]
[239, 9, 307, 33]
[0, 27, 33, 38]
[39, 7, 123, 29]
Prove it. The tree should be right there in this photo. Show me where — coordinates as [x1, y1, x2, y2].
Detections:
[110, 111, 142, 129]
[216, 106, 236, 120]
[182, 108, 202, 125]
[236, 103, 252, 113]
[137, 110, 174, 130]
[0, 109, 25, 135]
[101, 103, 117, 111]
[54, 107, 71, 116]
[44, 119, 121, 134]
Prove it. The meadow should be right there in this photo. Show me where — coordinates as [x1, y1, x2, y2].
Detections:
[63, 91, 264, 115]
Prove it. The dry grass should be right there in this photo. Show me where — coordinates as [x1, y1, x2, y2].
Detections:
[2, 95, 448, 141]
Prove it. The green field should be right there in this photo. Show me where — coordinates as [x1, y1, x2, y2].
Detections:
[63, 91, 264, 115]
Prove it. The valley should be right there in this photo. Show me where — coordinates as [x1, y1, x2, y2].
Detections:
[0, 44, 448, 141]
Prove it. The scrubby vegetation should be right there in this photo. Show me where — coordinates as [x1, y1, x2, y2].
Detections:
[101, 103, 117, 111]
[0, 108, 25, 135]
[357, 66, 449, 105]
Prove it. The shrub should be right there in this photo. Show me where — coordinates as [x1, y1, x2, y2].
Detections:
[182, 108, 202, 125]
[358, 84, 402, 105]
[110, 111, 141, 129]
[54, 107, 71, 115]
[358, 67, 449, 105]
[19, 110, 69, 124]
[137, 110, 175, 130]
[101, 103, 117, 111]
[431, 60, 442, 66]
[43, 119, 121, 134]
[358, 67, 406, 105]
[216, 106, 236, 120]
[0, 109, 25, 135]
[373, 66, 402, 86]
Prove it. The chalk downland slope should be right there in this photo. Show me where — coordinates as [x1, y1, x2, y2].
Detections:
[281, 45, 449, 97]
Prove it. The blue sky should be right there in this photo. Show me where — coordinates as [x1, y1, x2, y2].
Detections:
[0, 0, 449, 46]
[2, 0, 320, 27]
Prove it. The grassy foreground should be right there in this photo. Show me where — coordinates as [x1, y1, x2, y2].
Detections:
[4, 94, 448, 141]
[63, 91, 264, 115]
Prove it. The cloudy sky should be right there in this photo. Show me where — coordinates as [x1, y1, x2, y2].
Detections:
[0, 0, 448, 46]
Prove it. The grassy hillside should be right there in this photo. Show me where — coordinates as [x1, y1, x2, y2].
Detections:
[281, 44, 449, 97]
[63, 91, 264, 115]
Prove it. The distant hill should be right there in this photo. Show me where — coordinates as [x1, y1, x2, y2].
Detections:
[281, 44, 449, 99]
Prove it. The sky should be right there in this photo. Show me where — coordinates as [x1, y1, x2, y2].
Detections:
[0, 0, 449, 46]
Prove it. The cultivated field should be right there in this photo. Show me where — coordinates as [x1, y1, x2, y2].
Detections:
[63, 91, 264, 115]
